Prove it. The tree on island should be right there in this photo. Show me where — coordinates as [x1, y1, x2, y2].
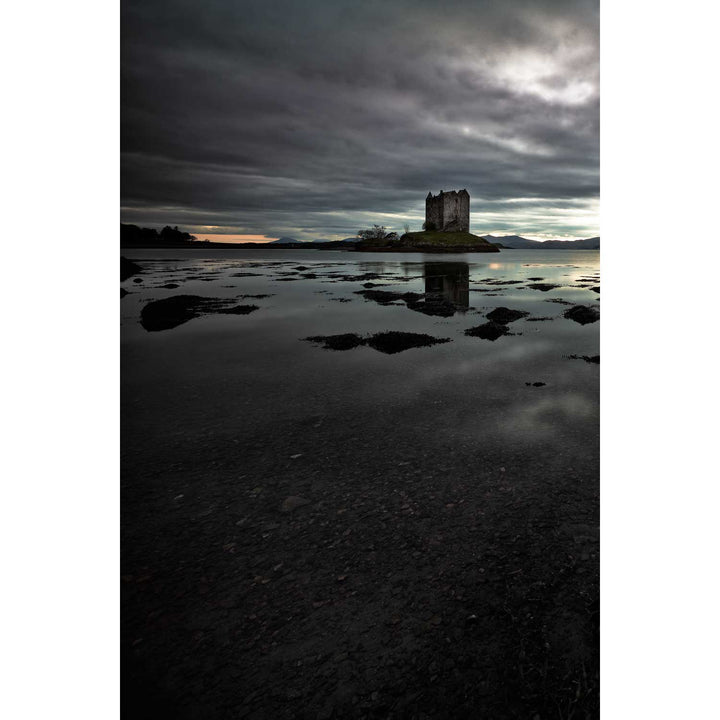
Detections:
[356, 225, 398, 242]
[121, 223, 198, 246]
[160, 225, 197, 243]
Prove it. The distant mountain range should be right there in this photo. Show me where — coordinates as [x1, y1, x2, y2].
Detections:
[269, 237, 357, 244]
[482, 235, 600, 249]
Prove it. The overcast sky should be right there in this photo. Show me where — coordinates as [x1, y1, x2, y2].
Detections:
[121, 0, 599, 241]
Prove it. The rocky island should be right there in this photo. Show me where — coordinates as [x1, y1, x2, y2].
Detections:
[355, 190, 500, 252]
[355, 229, 500, 253]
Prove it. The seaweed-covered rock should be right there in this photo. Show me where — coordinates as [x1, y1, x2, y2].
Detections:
[568, 354, 600, 364]
[140, 295, 259, 331]
[486, 307, 529, 324]
[218, 304, 260, 315]
[355, 289, 413, 305]
[564, 305, 600, 325]
[365, 331, 451, 354]
[526, 283, 560, 292]
[356, 289, 460, 317]
[304, 331, 451, 354]
[405, 294, 457, 317]
[464, 321, 512, 341]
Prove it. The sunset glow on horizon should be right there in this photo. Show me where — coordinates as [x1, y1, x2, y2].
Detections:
[193, 234, 280, 244]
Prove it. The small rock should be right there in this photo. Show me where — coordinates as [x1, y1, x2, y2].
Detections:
[280, 496, 311, 513]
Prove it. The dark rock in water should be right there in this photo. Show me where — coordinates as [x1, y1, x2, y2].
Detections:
[478, 279, 524, 286]
[526, 382, 546, 387]
[355, 289, 407, 305]
[486, 307, 529, 324]
[121, 288, 129, 298]
[133, 277, 143, 283]
[121, 256, 142, 281]
[568, 354, 600, 364]
[526, 283, 560, 292]
[218, 304, 260, 315]
[293, 266, 310, 271]
[341, 272, 384, 281]
[305, 334, 365, 351]
[464, 321, 511, 341]
[140, 295, 259, 331]
[590, 286, 600, 293]
[305, 331, 450, 354]
[160, 283, 179, 289]
[526, 316, 553, 322]
[405, 294, 457, 317]
[564, 305, 600, 325]
[356, 288, 460, 317]
[527, 277, 545, 281]
[365, 331, 451, 354]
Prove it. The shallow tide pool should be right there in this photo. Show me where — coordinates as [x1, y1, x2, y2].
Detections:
[122, 248, 599, 462]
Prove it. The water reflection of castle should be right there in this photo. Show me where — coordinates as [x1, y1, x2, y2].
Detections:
[424, 262, 469, 311]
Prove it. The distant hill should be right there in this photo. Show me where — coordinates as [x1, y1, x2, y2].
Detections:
[482, 235, 600, 249]
[311, 237, 357, 244]
[269, 237, 302, 244]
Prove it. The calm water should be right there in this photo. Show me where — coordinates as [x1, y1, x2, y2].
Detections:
[122, 248, 599, 717]
[122, 248, 598, 471]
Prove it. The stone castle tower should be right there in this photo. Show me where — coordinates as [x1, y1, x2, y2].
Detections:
[425, 189, 470, 233]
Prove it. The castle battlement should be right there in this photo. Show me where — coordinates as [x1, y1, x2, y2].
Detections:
[425, 189, 470, 233]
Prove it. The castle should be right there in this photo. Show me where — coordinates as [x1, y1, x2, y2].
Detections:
[425, 189, 470, 233]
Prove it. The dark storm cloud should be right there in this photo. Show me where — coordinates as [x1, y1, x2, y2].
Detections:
[121, 0, 599, 240]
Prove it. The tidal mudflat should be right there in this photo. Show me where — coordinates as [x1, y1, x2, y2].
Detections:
[122, 249, 599, 719]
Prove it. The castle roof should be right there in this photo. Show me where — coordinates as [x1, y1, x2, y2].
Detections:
[427, 189, 470, 198]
